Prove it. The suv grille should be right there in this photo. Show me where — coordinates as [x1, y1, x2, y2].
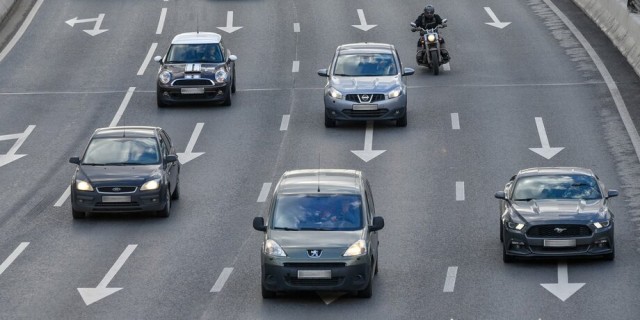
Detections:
[342, 109, 389, 117]
[172, 79, 214, 86]
[345, 94, 385, 103]
[527, 225, 592, 237]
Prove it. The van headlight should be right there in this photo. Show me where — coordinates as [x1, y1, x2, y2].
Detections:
[264, 239, 287, 257]
[343, 240, 367, 257]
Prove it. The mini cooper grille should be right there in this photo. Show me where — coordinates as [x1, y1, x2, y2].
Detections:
[97, 186, 137, 193]
[172, 79, 214, 86]
[283, 263, 347, 268]
[527, 225, 592, 237]
[342, 109, 389, 117]
[286, 277, 344, 287]
[345, 94, 385, 103]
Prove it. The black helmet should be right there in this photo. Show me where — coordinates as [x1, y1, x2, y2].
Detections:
[424, 5, 435, 17]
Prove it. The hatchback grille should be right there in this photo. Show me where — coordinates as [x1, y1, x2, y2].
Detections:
[286, 277, 343, 287]
[342, 109, 389, 117]
[527, 225, 592, 237]
[97, 186, 137, 193]
[283, 263, 346, 268]
[94, 202, 142, 211]
[172, 79, 214, 86]
[345, 94, 385, 103]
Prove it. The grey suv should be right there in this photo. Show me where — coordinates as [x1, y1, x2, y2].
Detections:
[253, 169, 384, 298]
[318, 43, 414, 127]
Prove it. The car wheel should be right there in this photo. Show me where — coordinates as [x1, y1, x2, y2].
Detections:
[396, 112, 407, 127]
[157, 91, 169, 108]
[231, 70, 236, 93]
[261, 285, 276, 299]
[171, 177, 180, 200]
[324, 113, 336, 128]
[157, 188, 171, 218]
[500, 222, 503, 243]
[72, 209, 86, 219]
[222, 86, 232, 106]
[374, 257, 379, 275]
[502, 245, 514, 263]
[357, 272, 373, 298]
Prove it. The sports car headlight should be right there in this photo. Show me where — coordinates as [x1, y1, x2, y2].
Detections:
[388, 87, 402, 99]
[140, 179, 160, 191]
[427, 34, 436, 43]
[343, 240, 367, 257]
[159, 71, 172, 84]
[326, 87, 343, 99]
[215, 69, 227, 83]
[593, 220, 611, 229]
[506, 221, 525, 231]
[75, 180, 94, 191]
[264, 239, 287, 257]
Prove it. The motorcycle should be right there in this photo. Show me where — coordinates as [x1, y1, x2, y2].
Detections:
[411, 19, 448, 75]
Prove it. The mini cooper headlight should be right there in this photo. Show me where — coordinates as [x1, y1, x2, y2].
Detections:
[75, 179, 94, 191]
[159, 71, 172, 84]
[140, 179, 160, 191]
[326, 87, 343, 99]
[215, 69, 227, 83]
[343, 240, 367, 257]
[388, 87, 402, 99]
[593, 220, 611, 229]
[264, 239, 287, 257]
[427, 34, 436, 43]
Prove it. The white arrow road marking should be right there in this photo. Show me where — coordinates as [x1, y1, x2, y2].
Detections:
[257, 183, 272, 202]
[137, 43, 158, 76]
[529, 117, 564, 159]
[54, 186, 71, 207]
[210, 267, 233, 292]
[318, 292, 346, 305]
[451, 113, 460, 130]
[217, 11, 243, 33]
[0, 0, 44, 63]
[109, 87, 135, 127]
[484, 7, 511, 29]
[541, 261, 585, 302]
[66, 14, 108, 36]
[293, 23, 300, 33]
[352, 9, 377, 31]
[156, 8, 167, 34]
[78, 244, 137, 306]
[177, 123, 205, 164]
[351, 121, 386, 162]
[443, 266, 458, 292]
[280, 115, 290, 131]
[0, 242, 29, 276]
[456, 182, 465, 201]
[0, 125, 35, 168]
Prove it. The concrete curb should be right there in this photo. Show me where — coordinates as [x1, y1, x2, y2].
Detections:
[0, 0, 16, 26]
[572, 0, 640, 77]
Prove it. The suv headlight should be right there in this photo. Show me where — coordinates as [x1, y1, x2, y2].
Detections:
[140, 179, 160, 191]
[343, 240, 367, 257]
[215, 69, 227, 83]
[75, 179, 94, 191]
[388, 87, 402, 99]
[159, 71, 172, 84]
[264, 239, 287, 257]
[593, 220, 611, 229]
[326, 87, 343, 99]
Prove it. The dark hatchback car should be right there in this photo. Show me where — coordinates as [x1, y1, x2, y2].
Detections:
[154, 32, 237, 107]
[69, 126, 180, 219]
[253, 169, 384, 299]
[495, 167, 618, 262]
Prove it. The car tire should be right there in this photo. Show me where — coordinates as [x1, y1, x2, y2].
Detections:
[374, 257, 379, 275]
[222, 86, 232, 106]
[261, 285, 276, 299]
[502, 245, 514, 263]
[500, 223, 503, 243]
[231, 70, 236, 93]
[157, 188, 171, 218]
[72, 209, 86, 219]
[157, 91, 169, 108]
[357, 273, 373, 298]
[396, 112, 407, 127]
[171, 177, 180, 200]
[324, 113, 336, 128]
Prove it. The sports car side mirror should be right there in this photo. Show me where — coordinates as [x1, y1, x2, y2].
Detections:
[607, 190, 619, 198]
[494, 191, 506, 200]
[154, 56, 162, 63]
[370, 216, 385, 232]
[317, 69, 328, 77]
[69, 157, 80, 164]
[253, 217, 267, 232]
[403, 68, 415, 76]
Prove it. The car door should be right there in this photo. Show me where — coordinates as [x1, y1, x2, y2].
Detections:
[364, 179, 378, 263]
[159, 130, 178, 191]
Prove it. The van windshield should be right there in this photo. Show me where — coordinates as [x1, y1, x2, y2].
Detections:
[272, 194, 363, 231]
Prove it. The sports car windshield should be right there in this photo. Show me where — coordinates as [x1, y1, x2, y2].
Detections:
[333, 53, 398, 77]
[82, 137, 160, 165]
[272, 194, 363, 231]
[512, 175, 603, 200]
[165, 43, 224, 63]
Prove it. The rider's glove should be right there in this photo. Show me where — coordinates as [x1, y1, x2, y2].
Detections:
[411, 28, 417, 32]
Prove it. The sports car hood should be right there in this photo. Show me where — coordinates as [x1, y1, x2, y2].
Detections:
[162, 63, 225, 79]
[511, 199, 608, 222]
[329, 75, 401, 93]
[77, 165, 161, 186]
[269, 230, 363, 249]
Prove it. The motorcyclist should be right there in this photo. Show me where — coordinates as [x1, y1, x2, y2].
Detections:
[412, 5, 450, 62]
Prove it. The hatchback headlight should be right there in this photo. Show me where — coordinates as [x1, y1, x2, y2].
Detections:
[140, 179, 160, 191]
[75, 179, 94, 191]
[388, 87, 402, 99]
[593, 220, 611, 229]
[159, 71, 172, 84]
[326, 87, 343, 99]
[427, 34, 436, 43]
[215, 69, 227, 83]
[264, 239, 287, 257]
[343, 240, 367, 257]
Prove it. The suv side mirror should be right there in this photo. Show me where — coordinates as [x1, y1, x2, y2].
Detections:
[165, 155, 178, 163]
[253, 217, 267, 232]
[69, 157, 80, 164]
[317, 69, 328, 77]
[607, 190, 619, 198]
[494, 191, 506, 200]
[370, 216, 385, 232]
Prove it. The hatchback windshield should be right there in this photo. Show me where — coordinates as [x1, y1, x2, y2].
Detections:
[166, 43, 224, 63]
[512, 175, 602, 200]
[333, 53, 397, 77]
[83, 137, 160, 165]
[272, 194, 363, 231]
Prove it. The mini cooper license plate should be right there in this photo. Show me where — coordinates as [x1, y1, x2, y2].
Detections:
[297, 270, 331, 279]
[544, 239, 576, 247]
[353, 104, 378, 111]
[102, 196, 131, 203]
[181, 87, 205, 95]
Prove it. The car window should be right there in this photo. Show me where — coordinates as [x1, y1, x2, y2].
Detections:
[512, 175, 603, 200]
[333, 53, 397, 77]
[166, 44, 224, 63]
[160, 130, 173, 152]
[82, 137, 160, 165]
[271, 194, 363, 231]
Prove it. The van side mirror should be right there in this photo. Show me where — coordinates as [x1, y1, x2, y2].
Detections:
[165, 155, 178, 163]
[69, 157, 80, 164]
[607, 190, 619, 198]
[370, 216, 385, 232]
[253, 217, 267, 232]
[317, 69, 328, 77]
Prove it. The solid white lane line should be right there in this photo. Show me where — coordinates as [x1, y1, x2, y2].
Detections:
[443, 266, 458, 292]
[280, 115, 290, 131]
[210, 267, 233, 292]
[293, 23, 300, 32]
[292, 61, 300, 73]
[109, 87, 136, 127]
[456, 181, 465, 201]
[443, 63, 451, 71]
[137, 43, 158, 76]
[451, 113, 460, 130]
[257, 183, 272, 202]
[0, 242, 29, 276]
[0, 0, 44, 63]
[54, 186, 71, 207]
[156, 8, 167, 34]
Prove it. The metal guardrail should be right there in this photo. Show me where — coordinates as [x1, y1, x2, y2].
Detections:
[630, 0, 640, 13]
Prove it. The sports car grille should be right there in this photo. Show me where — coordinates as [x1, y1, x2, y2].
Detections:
[172, 79, 214, 86]
[342, 109, 389, 117]
[97, 186, 137, 193]
[286, 277, 344, 287]
[283, 263, 346, 268]
[345, 94, 385, 103]
[527, 225, 592, 238]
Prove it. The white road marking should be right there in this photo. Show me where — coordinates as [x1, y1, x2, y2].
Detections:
[137, 43, 158, 76]
[451, 113, 460, 130]
[210, 267, 233, 292]
[109, 87, 136, 127]
[529, 117, 564, 159]
[176, 123, 205, 164]
[257, 183, 272, 202]
[280, 115, 290, 131]
[0, 125, 35, 168]
[0, 242, 29, 276]
[0, 0, 44, 63]
[292, 61, 300, 73]
[54, 186, 71, 207]
[293, 23, 300, 32]
[217, 11, 243, 33]
[156, 8, 167, 34]
[443, 266, 458, 292]
[77, 244, 137, 305]
[456, 181, 465, 201]
[352, 9, 377, 31]
[484, 7, 511, 29]
[443, 63, 451, 71]
[351, 121, 386, 162]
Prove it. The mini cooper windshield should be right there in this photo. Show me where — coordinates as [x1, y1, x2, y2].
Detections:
[272, 194, 363, 231]
[512, 174, 603, 201]
[82, 137, 160, 165]
[165, 44, 224, 64]
[333, 53, 398, 77]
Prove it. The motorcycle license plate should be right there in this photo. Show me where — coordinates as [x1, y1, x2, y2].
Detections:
[353, 104, 377, 111]
[181, 87, 205, 94]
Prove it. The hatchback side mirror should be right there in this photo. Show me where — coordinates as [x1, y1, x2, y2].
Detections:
[494, 191, 506, 200]
[317, 69, 328, 77]
[154, 56, 162, 63]
[69, 157, 80, 164]
[403, 68, 415, 76]
[607, 190, 619, 198]
[165, 155, 178, 163]
[253, 217, 267, 232]
[370, 216, 385, 232]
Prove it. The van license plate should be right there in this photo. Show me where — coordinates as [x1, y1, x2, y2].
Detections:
[298, 270, 331, 279]
[544, 239, 576, 247]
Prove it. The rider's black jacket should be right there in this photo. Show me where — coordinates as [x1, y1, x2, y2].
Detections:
[414, 13, 443, 30]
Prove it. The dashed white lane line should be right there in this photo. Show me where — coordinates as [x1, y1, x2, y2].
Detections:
[137, 43, 158, 76]
[210, 267, 234, 292]
[0, 242, 29, 276]
[109, 87, 136, 127]
[456, 181, 465, 201]
[156, 8, 167, 34]
[54, 186, 71, 207]
[280, 115, 290, 131]
[257, 183, 272, 202]
[451, 113, 460, 130]
[443, 63, 450, 71]
[292, 61, 300, 73]
[0, 0, 44, 63]
[293, 23, 300, 32]
[443, 266, 458, 292]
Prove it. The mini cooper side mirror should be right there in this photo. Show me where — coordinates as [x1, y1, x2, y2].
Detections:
[410, 22, 417, 28]
[494, 191, 506, 200]
[165, 155, 178, 163]
[69, 157, 80, 164]
[228, 55, 238, 62]
[370, 216, 385, 232]
[317, 69, 328, 77]
[403, 68, 415, 76]
[607, 190, 619, 198]
[253, 217, 267, 232]
[153, 56, 162, 63]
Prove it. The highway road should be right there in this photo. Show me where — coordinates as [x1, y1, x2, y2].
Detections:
[0, 0, 639, 319]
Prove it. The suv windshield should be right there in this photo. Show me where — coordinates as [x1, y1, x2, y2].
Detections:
[272, 194, 363, 231]
[83, 137, 160, 165]
[333, 53, 397, 77]
[512, 175, 602, 200]
[165, 43, 224, 63]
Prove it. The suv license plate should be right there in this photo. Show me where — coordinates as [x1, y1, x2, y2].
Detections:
[353, 104, 377, 111]
[181, 87, 205, 94]
[298, 270, 331, 279]
[102, 196, 131, 203]
[544, 239, 576, 247]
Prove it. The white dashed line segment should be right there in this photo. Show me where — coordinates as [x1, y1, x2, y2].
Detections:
[293, 23, 300, 32]
[456, 182, 465, 201]
[210, 267, 234, 292]
[280, 115, 290, 131]
[54, 186, 71, 207]
[292, 61, 300, 73]
[443, 266, 458, 292]
[156, 8, 167, 34]
[137, 43, 158, 76]
[257, 183, 272, 202]
[0, 242, 29, 276]
[451, 113, 460, 130]
[109, 87, 136, 127]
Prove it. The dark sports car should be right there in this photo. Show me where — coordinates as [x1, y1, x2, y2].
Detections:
[495, 167, 618, 262]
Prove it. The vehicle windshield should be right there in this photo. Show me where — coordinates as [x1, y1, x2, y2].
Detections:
[272, 194, 363, 231]
[333, 53, 398, 77]
[165, 43, 224, 63]
[82, 137, 160, 165]
[512, 174, 603, 201]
